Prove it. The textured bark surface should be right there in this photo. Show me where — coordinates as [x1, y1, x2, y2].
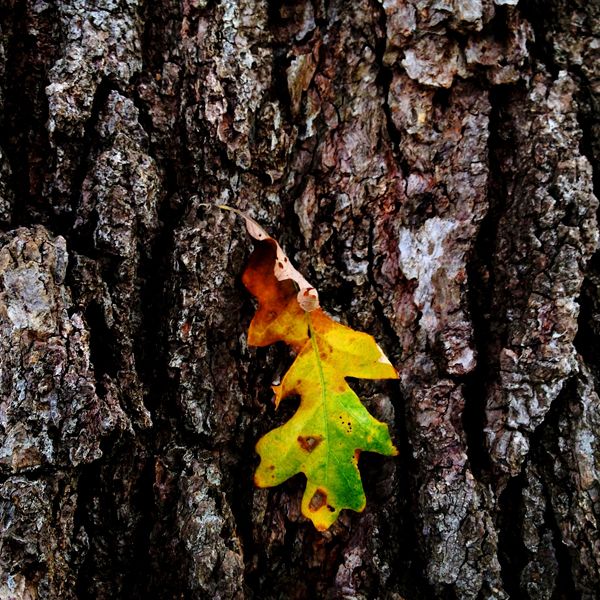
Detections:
[1, 1, 599, 598]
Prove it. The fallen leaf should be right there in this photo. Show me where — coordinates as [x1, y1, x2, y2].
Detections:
[222, 206, 398, 530]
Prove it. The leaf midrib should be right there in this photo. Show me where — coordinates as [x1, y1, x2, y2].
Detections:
[307, 312, 330, 487]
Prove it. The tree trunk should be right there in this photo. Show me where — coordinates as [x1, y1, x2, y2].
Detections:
[1, 1, 599, 598]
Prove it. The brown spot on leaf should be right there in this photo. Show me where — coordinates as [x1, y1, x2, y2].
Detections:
[298, 435, 323, 452]
[308, 488, 327, 511]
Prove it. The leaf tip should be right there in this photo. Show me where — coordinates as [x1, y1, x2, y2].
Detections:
[376, 343, 398, 370]
[271, 384, 283, 408]
[253, 469, 272, 488]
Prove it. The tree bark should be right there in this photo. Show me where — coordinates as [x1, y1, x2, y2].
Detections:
[0, 1, 599, 598]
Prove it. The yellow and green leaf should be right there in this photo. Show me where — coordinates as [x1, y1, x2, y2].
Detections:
[242, 239, 398, 531]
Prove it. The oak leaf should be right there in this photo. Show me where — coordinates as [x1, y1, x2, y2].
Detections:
[230, 208, 398, 531]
